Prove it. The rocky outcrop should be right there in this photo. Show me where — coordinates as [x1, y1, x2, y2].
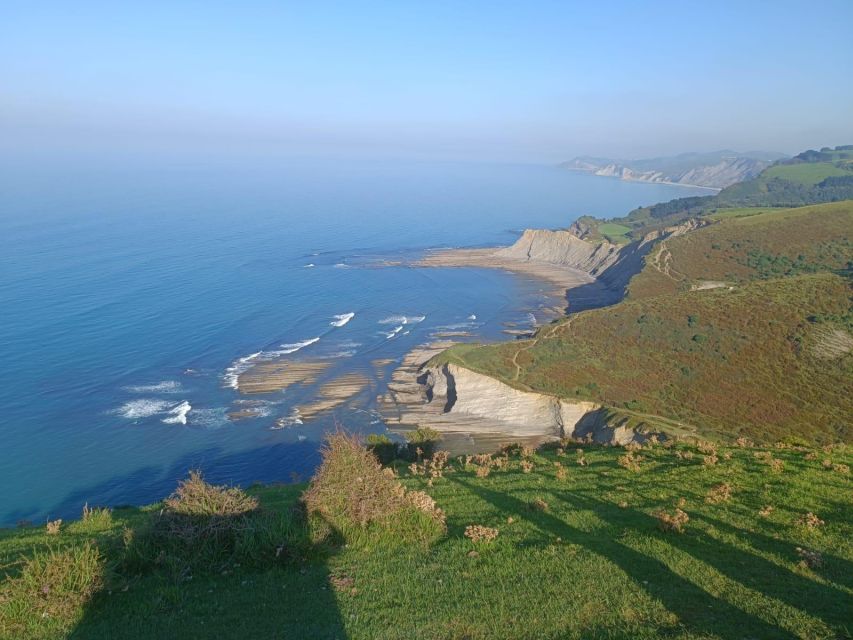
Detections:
[494, 219, 707, 300]
[379, 342, 653, 446]
[419, 363, 648, 445]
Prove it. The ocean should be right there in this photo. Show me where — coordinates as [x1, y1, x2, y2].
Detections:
[0, 153, 708, 525]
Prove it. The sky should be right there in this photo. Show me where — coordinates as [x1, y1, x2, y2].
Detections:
[2, 0, 853, 163]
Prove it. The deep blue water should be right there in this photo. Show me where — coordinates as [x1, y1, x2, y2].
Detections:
[0, 154, 707, 525]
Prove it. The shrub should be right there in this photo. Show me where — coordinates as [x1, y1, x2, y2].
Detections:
[303, 432, 444, 545]
[365, 434, 399, 465]
[464, 525, 499, 543]
[405, 427, 442, 460]
[119, 471, 285, 574]
[618, 453, 642, 472]
[656, 508, 689, 533]
[165, 471, 259, 517]
[0, 543, 104, 638]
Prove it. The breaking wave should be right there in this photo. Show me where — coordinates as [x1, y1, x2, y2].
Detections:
[162, 401, 192, 425]
[223, 338, 320, 389]
[330, 312, 355, 327]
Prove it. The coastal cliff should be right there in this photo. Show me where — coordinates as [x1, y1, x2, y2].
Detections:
[422, 363, 648, 445]
[560, 151, 784, 189]
[379, 341, 657, 446]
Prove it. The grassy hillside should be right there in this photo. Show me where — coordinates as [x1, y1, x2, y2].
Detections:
[592, 145, 853, 236]
[432, 200, 853, 444]
[438, 273, 852, 444]
[627, 201, 853, 299]
[2, 438, 851, 639]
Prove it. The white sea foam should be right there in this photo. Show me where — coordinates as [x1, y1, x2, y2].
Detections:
[275, 337, 320, 355]
[378, 315, 425, 325]
[330, 312, 355, 327]
[385, 325, 404, 339]
[303, 263, 315, 268]
[272, 409, 304, 430]
[123, 381, 184, 394]
[162, 401, 192, 425]
[467, 314, 477, 320]
[191, 407, 230, 429]
[223, 338, 320, 389]
[223, 351, 262, 389]
[115, 399, 173, 419]
[333, 263, 349, 269]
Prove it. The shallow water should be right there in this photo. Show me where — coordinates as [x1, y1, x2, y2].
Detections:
[0, 153, 707, 524]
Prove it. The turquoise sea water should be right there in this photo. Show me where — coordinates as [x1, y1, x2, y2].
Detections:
[0, 154, 707, 525]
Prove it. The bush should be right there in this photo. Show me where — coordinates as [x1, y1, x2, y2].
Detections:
[303, 432, 445, 545]
[0, 543, 104, 638]
[365, 434, 399, 465]
[121, 471, 287, 574]
[402, 427, 442, 460]
[164, 471, 258, 517]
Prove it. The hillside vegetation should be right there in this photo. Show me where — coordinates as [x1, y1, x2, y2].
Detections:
[580, 145, 853, 238]
[437, 202, 853, 444]
[2, 436, 851, 639]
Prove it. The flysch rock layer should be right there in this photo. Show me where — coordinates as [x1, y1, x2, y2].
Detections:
[379, 344, 648, 446]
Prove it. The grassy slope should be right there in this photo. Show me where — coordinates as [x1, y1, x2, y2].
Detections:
[2, 442, 851, 640]
[761, 163, 851, 185]
[436, 202, 853, 444]
[627, 200, 853, 299]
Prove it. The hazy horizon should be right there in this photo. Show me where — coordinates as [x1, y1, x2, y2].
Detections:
[3, 1, 853, 163]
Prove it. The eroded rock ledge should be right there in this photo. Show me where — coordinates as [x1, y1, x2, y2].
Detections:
[380, 346, 651, 446]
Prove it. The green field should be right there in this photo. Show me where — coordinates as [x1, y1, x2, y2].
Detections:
[598, 222, 632, 243]
[2, 439, 851, 640]
[761, 162, 851, 186]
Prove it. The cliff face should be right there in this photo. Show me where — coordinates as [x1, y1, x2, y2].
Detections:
[494, 220, 706, 295]
[423, 363, 647, 445]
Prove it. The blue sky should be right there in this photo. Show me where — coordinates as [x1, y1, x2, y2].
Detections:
[2, 0, 852, 161]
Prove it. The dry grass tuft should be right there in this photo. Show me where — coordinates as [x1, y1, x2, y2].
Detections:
[520, 460, 534, 474]
[656, 508, 689, 534]
[464, 525, 499, 543]
[796, 512, 825, 529]
[832, 463, 850, 474]
[45, 519, 62, 536]
[618, 452, 643, 472]
[528, 498, 549, 512]
[706, 483, 733, 504]
[759, 505, 774, 518]
[796, 547, 823, 569]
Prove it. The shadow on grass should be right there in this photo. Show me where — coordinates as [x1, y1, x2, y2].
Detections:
[65, 499, 347, 639]
[452, 475, 814, 640]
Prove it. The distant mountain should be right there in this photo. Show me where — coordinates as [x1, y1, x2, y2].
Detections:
[560, 150, 789, 190]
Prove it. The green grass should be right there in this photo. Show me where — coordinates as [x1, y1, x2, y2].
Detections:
[706, 207, 787, 220]
[598, 222, 632, 244]
[628, 200, 853, 300]
[438, 273, 853, 444]
[1, 442, 851, 639]
[762, 163, 851, 186]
